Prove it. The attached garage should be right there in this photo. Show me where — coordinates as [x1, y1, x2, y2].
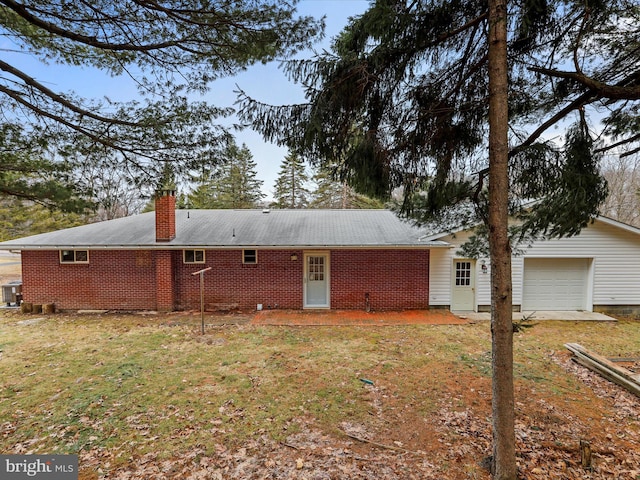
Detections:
[522, 258, 591, 311]
[427, 217, 640, 314]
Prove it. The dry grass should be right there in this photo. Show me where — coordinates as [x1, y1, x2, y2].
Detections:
[0, 309, 638, 479]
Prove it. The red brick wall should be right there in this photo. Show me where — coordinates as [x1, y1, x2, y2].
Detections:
[21, 250, 156, 310]
[20, 248, 430, 311]
[174, 249, 304, 310]
[331, 250, 430, 310]
[155, 250, 174, 311]
[174, 249, 429, 310]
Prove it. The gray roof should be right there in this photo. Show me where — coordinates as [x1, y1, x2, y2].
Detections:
[0, 209, 450, 250]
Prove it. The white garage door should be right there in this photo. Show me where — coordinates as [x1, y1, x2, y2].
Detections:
[523, 258, 589, 310]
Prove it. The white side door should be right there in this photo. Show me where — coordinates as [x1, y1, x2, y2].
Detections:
[451, 259, 476, 311]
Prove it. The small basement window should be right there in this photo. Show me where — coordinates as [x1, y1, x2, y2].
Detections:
[243, 249, 257, 264]
[183, 249, 205, 264]
[60, 249, 89, 264]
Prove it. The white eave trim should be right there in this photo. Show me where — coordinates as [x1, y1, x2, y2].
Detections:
[2, 242, 451, 251]
[596, 216, 640, 236]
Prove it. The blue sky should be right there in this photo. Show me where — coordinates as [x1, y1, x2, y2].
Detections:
[218, 0, 371, 199]
[3, 0, 371, 201]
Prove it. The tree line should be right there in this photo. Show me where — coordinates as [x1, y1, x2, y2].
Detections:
[3, 139, 635, 242]
[0, 140, 384, 241]
[181, 144, 383, 210]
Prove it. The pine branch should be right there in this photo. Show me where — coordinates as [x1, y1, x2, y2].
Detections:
[529, 66, 640, 100]
[1, 0, 180, 52]
[510, 91, 596, 156]
[0, 59, 139, 126]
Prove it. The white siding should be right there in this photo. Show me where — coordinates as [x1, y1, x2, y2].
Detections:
[429, 247, 454, 306]
[511, 257, 524, 307]
[476, 258, 492, 307]
[522, 220, 640, 306]
[429, 231, 491, 310]
[430, 219, 640, 309]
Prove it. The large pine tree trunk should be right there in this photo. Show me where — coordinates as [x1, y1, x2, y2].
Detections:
[487, 0, 516, 479]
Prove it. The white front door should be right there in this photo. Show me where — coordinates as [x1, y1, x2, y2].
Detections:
[451, 259, 476, 311]
[304, 252, 330, 308]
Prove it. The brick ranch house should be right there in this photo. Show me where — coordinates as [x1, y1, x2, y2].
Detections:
[0, 190, 449, 312]
[2, 189, 639, 314]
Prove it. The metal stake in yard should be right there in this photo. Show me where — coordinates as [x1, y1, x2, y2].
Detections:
[191, 267, 212, 334]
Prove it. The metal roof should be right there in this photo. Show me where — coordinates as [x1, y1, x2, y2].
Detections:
[0, 209, 450, 250]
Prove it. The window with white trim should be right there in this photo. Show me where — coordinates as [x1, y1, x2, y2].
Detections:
[243, 249, 257, 264]
[60, 249, 89, 264]
[183, 249, 205, 264]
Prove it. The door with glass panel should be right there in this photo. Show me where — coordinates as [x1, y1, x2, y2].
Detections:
[304, 252, 330, 308]
[451, 259, 476, 311]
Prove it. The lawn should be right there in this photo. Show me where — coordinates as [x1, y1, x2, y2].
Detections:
[0, 309, 638, 479]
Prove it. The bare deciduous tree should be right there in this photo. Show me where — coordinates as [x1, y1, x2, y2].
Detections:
[600, 153, 640, 227]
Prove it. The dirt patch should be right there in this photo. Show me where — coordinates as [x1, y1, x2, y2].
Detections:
[252, 308, 468, 326]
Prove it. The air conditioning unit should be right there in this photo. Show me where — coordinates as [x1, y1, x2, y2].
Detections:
[2, 281, 22, 306]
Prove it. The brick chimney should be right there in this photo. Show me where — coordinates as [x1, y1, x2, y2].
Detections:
[155, 188, 176, 242]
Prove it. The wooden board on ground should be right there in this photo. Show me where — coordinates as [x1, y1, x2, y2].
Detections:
[565, 342, 640, 397]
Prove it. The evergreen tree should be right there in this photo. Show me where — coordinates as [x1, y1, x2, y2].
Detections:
[183, 148, 228, 209]
[0, 124, 90, 212]
[219, 144, 265, 208]
[186, 177, 218, 210]
[272, 153, 310, 208]
[0, 198, 87, 241]
[486, 2, 514, 476]
[310, 168, 384, 209]
[238, 0, 640, 238]
[186, 142, 265, 209]
[0, 1, 322, 208]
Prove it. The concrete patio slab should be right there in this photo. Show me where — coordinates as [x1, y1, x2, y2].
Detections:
[453, 310, 617, 322]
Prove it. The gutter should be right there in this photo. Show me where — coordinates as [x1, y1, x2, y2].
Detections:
[0, 242, 451, 251]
